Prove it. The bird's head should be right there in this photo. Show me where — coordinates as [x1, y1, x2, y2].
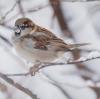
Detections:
[14, 18, 35, 37]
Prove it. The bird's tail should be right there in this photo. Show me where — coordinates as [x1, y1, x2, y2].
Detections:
[69, 43, 90, 50]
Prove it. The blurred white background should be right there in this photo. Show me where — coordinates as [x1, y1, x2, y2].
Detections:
[0, 0, 100, 99]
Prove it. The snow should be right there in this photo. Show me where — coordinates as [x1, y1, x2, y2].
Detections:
[87, 51, 100, 58]
[0, 0, 100, 99]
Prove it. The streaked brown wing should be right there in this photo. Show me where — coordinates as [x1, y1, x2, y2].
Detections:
[31, 33, 70, 51]
[21, 25, 89, 51]
[33, 37, 70, 51]
[36, 25, 57, 39]
[46, 39, 71, 51]
[36, 26, 72, 51]
[21, 25, 70, 51]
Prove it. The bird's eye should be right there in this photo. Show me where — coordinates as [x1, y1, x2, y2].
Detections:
[20, 24, 30, 29]
[14, 27, 21, 36]
[20, 25, 25, 30]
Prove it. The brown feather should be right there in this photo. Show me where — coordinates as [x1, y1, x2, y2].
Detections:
[21, 25, 89, 51]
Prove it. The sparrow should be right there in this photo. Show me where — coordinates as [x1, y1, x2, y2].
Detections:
[12, 18, 89, 64]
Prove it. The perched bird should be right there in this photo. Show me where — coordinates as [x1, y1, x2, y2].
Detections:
[12, 18, 89, 63]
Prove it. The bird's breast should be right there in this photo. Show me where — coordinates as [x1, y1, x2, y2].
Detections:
[14, 41, 59, 62]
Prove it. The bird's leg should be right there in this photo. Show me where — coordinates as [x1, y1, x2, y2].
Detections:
[29, 60, 41, 76]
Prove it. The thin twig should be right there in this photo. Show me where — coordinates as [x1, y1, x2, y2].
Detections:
[42, 71, 73, 99]
[0, 34, 13, 46]
[26, 3, 50, 13]
[17, 0, 25, 17]
[0, 1, 18, 23]
[4, 55, 100, 77]
[39, 56, 100, 69]
[4, 3, 50, 23]
[5, 72, 29, 76]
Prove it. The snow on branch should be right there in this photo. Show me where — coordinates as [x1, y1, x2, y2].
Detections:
[0, 51, 100, 99]
[4, 51, 100, 77]
[0, 1, 50, 25]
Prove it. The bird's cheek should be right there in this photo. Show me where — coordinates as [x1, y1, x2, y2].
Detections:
[11, 34, 20, 44]
[20, 29, 29, 36]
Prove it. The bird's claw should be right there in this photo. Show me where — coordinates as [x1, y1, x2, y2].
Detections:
[29, 62, 41, 76]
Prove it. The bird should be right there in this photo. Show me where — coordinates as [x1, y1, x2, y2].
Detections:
[12, 18, 89, 74]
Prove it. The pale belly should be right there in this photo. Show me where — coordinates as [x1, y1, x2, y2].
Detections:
[14, 44, 59, 62]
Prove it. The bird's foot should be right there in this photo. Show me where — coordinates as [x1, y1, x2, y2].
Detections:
[29, 61, 41, 76]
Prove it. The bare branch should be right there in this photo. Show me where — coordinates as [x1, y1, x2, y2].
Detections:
[50, 0, 72, 37]
[0, 72, 38, 99]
